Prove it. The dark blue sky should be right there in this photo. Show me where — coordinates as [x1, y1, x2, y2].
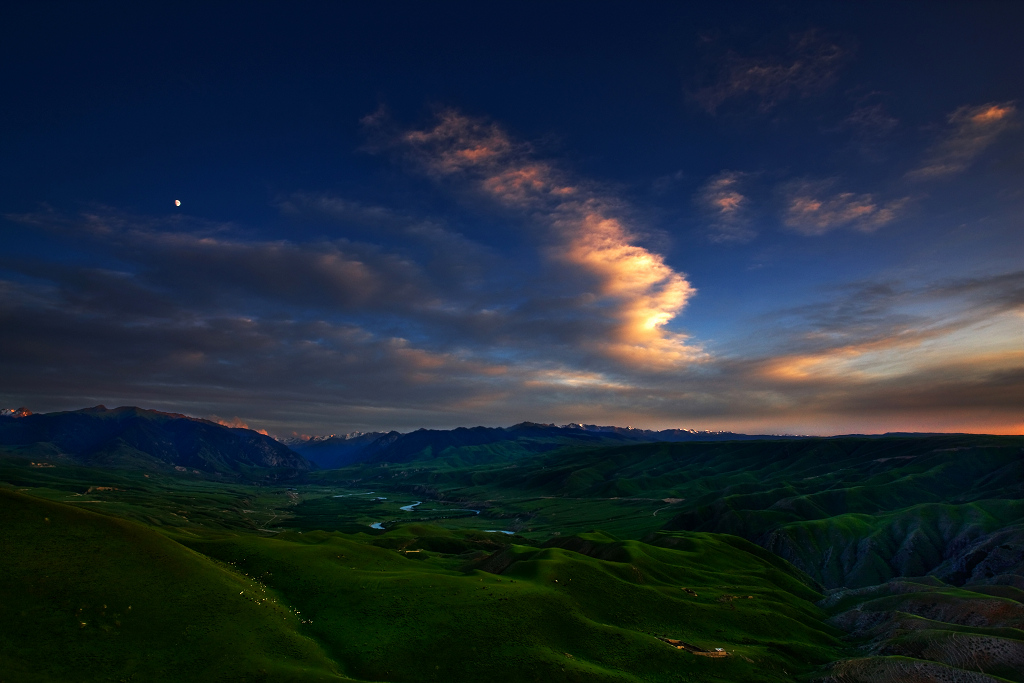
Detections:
[2, 2, 1021, 435]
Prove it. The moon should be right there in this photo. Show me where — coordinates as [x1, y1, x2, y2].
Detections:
[174, 199, 181, 207]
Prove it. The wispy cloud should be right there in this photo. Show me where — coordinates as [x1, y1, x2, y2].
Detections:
[5, 210, 442, 314]
[695, 30, 846, 114]
[279, 194, 404, 228]
[840, 103, 898, 139]
[0, 270, 512, 432]
[751, 271, 1024, 379]
[696, 171, 756, 243]
[279, 193, 497, 295]
[933, 270, 1024, 312]
[781, 180, 906, 236]
[702, 270, 1024, 433]
[908, 101, 1017, 179]
[373, 108, 704, 369]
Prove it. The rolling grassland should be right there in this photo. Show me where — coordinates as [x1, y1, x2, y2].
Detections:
[2, 484, 847, 682]
[313, 435, 1024, 588]
[2, 434, 1021, 682]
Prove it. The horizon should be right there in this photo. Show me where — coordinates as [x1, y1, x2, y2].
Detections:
[2, 3, 1022, 436]
[2, 402, 1010, 440]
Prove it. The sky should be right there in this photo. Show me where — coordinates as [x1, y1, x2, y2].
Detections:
[1, 2, 1021, 436]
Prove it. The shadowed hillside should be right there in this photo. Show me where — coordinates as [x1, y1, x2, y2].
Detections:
[0, 406, 311, 479]
[815, 577, 1024, 682]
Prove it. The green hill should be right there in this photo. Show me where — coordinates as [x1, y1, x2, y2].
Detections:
[0, 488, 344, 682]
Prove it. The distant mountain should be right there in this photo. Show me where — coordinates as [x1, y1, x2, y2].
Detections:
[0, 405, 311, 479]
[288, 431, 397, 469]
[365, 422, 636, 465]
[0, 408, 801, 474]
[287, 421, 800, 469]
[562, 422, 800, 442]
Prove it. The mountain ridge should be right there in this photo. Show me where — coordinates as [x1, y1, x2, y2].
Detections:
[0, 405, 311, 479]
[287, 420, 808, 468]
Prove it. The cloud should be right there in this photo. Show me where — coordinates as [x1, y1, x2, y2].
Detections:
[933, 270, 1024, 312]
[835, 103, 899, 160]
[0, 273, 514, 431]
[524, 369, 632, 391]
[681, 269, 1024, 434]
[280, 193, 498, 296]
[781, 180, 906, 235]
[840, 103, 898, 138]
[373, 108, 704, 369]
[2, 195, 702, 433]
[749, 271, 1024, 381]
[5, 198, 692, 385]
[2, 260, 1021, 435]
[696, 171, 756, 243]
[908, 102, 1017, 179]
[5, 212, 436, 315]
[142, 233, 428, 311]
[694, 30, 846, 114]
[4, 110, 1019, 436]
[278, 194, 402, 227]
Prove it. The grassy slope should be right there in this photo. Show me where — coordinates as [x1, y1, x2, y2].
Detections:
[0, 488, 345, 683]
[177, 525, 848, 683]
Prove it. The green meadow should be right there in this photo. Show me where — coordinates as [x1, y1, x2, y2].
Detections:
[2, 434, 1021, 682]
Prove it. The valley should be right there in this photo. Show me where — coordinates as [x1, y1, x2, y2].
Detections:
[1, 409, 1022, 682]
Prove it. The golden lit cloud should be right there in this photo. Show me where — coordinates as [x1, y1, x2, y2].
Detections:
[392, 110, 703, 369]
[525, 369, 632, 390]
[760, 309, 1024, 384]
[782, 181, 906, 235]
[909, 101, 1017, 179]
[696, 171, 755, 243]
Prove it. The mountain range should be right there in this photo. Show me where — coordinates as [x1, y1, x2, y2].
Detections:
[287, 421, 800, 469]
[2, 405, 810, 477]
[2, 404, 980, 476]
[0, 405, 311, 479]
